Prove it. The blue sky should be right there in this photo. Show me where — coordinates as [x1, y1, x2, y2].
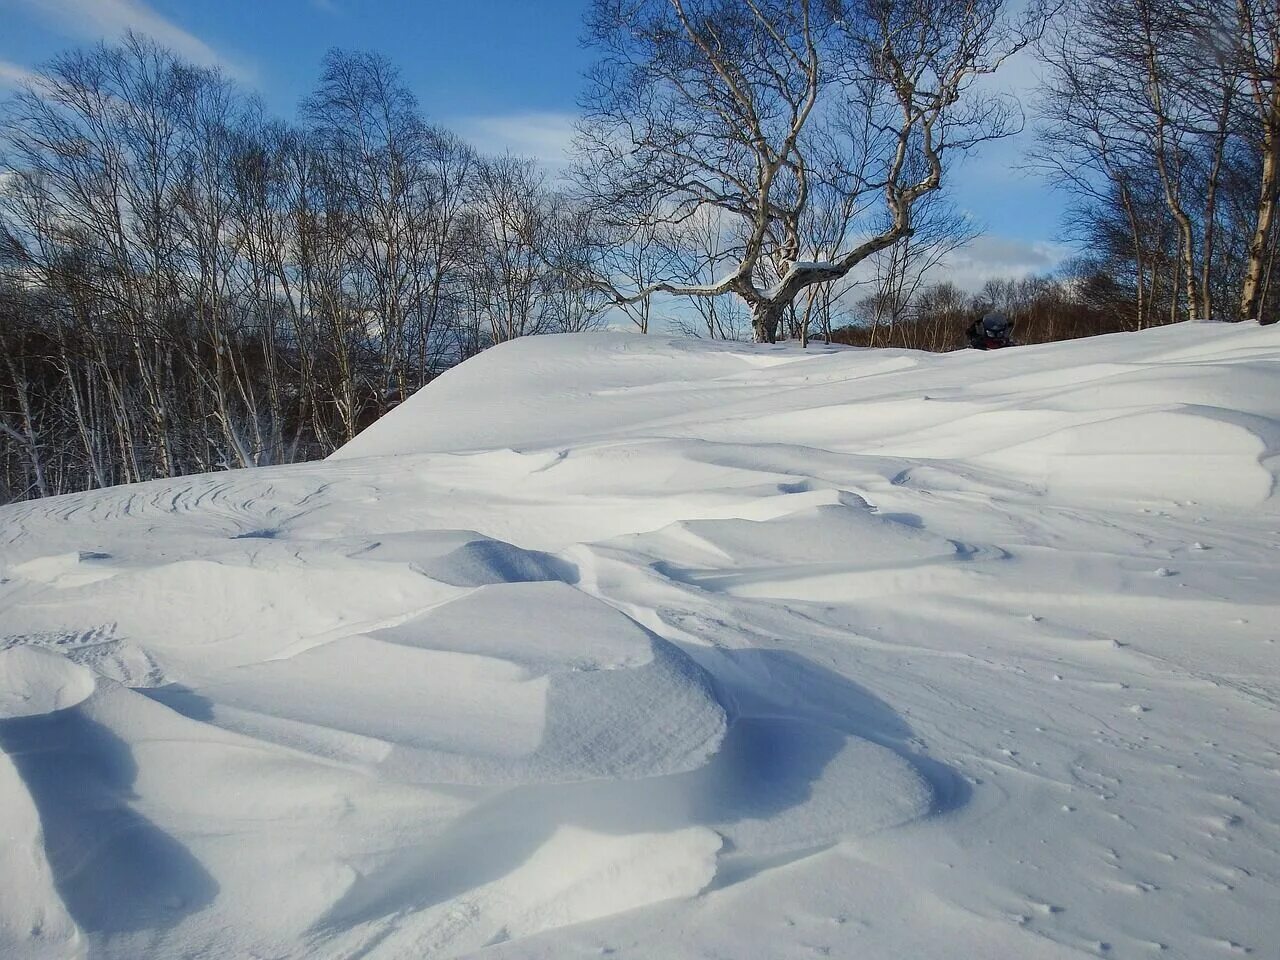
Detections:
[0, 0, 1071, 287]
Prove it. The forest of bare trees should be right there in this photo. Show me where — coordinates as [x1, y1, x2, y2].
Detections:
[1034, 0, 1280, 328]
[0, 39, 609, 501]
[4, 0, 1280, 503]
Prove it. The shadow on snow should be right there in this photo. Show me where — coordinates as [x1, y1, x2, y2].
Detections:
[0, 705, 219, 936]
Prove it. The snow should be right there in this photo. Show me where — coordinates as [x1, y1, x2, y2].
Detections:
[762, 259, 844, 298]
[2, 321, 1279, 959]
[0, 646, 96, 719]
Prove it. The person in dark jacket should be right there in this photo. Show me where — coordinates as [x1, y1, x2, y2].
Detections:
[966, 311, 1015, 350]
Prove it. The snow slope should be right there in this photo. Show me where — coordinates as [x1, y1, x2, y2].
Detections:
[1, 322, 1278, 959]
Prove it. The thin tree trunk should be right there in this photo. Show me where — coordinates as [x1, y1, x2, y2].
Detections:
[1201, 78, 1233, 322]
[2, 357, 49, 499]
[1119, 186, 1146, 330]
[1243, 123, 1280, 322]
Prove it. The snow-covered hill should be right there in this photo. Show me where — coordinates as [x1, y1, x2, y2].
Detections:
[2, 323, 1278, 960]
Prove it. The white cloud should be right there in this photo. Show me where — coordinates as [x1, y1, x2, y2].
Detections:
[0, 58, 41, 90]
[935, 235, 1070, 291]
[453, 111, 578, 165]
[13, 0, 253, 81]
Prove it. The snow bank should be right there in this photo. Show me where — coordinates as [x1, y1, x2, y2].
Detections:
[0, 646, 96, 718]
[2, 321, 1278, 959]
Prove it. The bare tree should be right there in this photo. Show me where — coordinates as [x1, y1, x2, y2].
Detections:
[596, 196, 675, 333]
[664, 206, 752, 339]
[860, 196, 979, 346]
[1034, 0, 1275, 324]
[577, 0, 1046, 341]
[1234, 0, 1280, 322]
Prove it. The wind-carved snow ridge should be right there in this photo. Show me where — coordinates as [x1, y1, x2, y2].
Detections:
[2, 321, 1280, 959]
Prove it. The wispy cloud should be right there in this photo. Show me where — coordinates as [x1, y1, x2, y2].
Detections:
[973, 45, 1044, 102]
[938, 235, 1070, 291]
[0, 58, 41, 90]
[13, 0, 253, 81]
[454, 111, 579, 165]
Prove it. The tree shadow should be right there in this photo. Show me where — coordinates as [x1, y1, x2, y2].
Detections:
[0, 704, 219, 935]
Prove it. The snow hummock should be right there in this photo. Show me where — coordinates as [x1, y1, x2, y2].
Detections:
[0, 646, 96, 718]
[1, 321, 1279, 959]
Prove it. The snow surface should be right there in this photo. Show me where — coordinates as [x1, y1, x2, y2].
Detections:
[2, 321, 1279, 959]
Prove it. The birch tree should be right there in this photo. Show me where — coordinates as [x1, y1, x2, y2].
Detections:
[577, 0, 1047, 341]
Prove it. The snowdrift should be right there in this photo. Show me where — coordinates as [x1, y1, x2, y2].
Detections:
[2, 322, 1279, 960]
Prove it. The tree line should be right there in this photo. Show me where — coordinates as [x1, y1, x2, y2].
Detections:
[1034, 0, 1280, 327]
[0, 39, 611, 501]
